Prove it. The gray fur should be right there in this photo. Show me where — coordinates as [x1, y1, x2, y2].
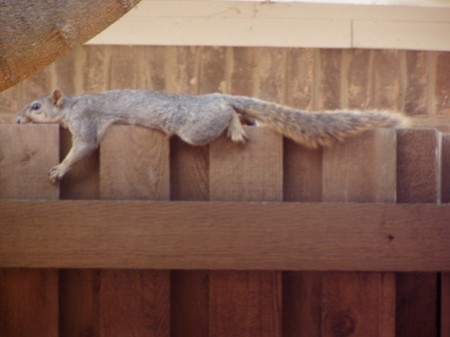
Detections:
[17, 89, 409, 183]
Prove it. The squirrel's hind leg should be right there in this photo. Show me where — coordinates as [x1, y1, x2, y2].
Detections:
[227, 111, 247, 143]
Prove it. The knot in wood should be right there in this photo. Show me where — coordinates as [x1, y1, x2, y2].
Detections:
[331, 312, 356, 337]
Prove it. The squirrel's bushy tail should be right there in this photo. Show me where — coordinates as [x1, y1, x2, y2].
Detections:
[228, 96, 410, 149]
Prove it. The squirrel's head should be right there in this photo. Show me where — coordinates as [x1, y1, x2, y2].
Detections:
[17, 89, 65, 124]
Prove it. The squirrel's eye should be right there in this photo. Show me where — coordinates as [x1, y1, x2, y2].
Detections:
[31, 103, 41, 111]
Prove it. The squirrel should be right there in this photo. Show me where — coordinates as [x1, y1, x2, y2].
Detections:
[16, 89, 410, 184]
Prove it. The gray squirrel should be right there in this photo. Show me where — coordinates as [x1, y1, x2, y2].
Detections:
[16, 89, 410, 183]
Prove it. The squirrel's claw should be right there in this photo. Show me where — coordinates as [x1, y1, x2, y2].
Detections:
[48, 165, 65, 184]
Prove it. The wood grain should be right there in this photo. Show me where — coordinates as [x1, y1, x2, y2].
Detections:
[0, 201, 449, 271]
[317, 49, 342, 110]
[323, 129, 397, 203]
[322, 128, 397, 337]
[404, 51, 428, 116]
[441, 134, 450, 203]
[283, 139, 322, 202]
[373, 50, 402, 110]
[99, 127, 170, 337]
[0, 124, 59, 337]
[209, 128, 283, 201]
[0, 125, 59, 199]
[100, 125, 170, 200]
[285, 48, 314, 110]
[442, 273, 450, 337]
[282, 132, 323, 337]
[170, 137, 209, 201]
[198, 46, 227, 94]
[170, 137, 210, 337]
[229, 47, 256, 97]
[396, 128, 440, 337]
[60, 127, 100, 200]
[59, 269, 100, 337]
[344, 49, 373, 110]
[209, 128, 283, 337]
[442, 133, 450, 337]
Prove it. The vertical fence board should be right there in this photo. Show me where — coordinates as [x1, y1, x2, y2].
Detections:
[209, 128, 282, 337]
[141, 46, 168, 91]
[443, 273, 450, 337]
[396, 128, 440, 337]
[100, 126, 169, 200]
[229, 47, 256, 97]
[59, 127, 100, 336]
[166, 46, 200, 94]
[283, 141, 322, 202]
[442, 134, 450, 204]
[283, 134, 323, 337]
[404, 51, 428, 116]
[169, 45, 209, 337]
[285, 48, 314, 110]
[283, 271, 323, 337]
[441, 133, 450, 337]
[170, 138, 210, 337]
[254, 48, 285, 102]
[60, 128, 100, 200]
[317, 49, 342, 110]
[322, 129, 397, 337]
[199, 47, 227, 94]
[83, 45, 111, 93]
[373, 50, 402, 111]
[98, 126, 170, 337]
[109, 46, 143, 89]
[60, 269, 100, 337]
[345, 49, 373, 110]
[0, 125, 59, 337]
[323, 129, 397, 203]
[435, 52, 450, 115]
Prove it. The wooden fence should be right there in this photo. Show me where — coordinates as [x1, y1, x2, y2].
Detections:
[0, 124, 449, 337]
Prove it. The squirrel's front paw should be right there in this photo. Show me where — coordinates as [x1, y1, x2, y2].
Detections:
[48, 165, 65, 184]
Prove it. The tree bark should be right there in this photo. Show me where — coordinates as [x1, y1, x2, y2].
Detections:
[0, 0, 141, 92]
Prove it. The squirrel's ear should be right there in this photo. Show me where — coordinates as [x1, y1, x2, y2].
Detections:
[50, 89, 63, 107]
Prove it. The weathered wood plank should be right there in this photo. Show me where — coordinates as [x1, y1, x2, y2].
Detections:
[441, 133, 450, 337]
[98, 127, 170, 337]
[282, 122, 323, 337]
[100, 125, 170, 200]
[209, 128, 283, 337]
[322, 129, 397, 337]
[344, 49, 373, 110]
[443, 273, 450, 337]
[396, 128, 440, 337]
[317, 49, 342, 110]
[435, 52, 450, 115]
[170, 137, 210, 337]
[0, 201, 449, 271]
[59, 269, 100, 337]
[0, 124, 59, 337]
[323, 129, 397, 203]
[373, 50, 402, 111]
[0, 125, 59, 199]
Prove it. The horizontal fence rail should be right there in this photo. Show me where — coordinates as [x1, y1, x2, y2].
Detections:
[0, 200, 449, 271]
[0, 124, 449, 337]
